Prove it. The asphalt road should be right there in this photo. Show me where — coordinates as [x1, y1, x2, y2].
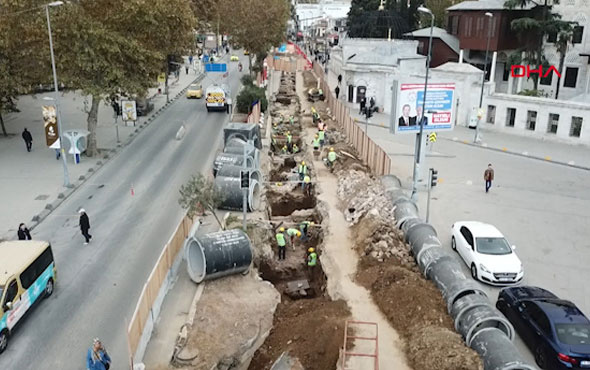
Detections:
[378, 128, 590, 369]
[0, 60, 244, 370]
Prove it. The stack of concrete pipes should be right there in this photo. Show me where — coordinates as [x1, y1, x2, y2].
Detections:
[381, 175, 536, 370]
[213, 123, 263, 212]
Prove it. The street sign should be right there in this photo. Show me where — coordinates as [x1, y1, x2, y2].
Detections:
[428, 132, 437, 143]
[42, 105, 59, 147]
[203, 55, 210, 63]
[157, 73, 166, 83]
[205, 63, 227, 73]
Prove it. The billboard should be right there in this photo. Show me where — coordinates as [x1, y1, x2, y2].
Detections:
[121, 100, 137, 122]
[42, 105, 59, 147]
[395, 83, 455, 134]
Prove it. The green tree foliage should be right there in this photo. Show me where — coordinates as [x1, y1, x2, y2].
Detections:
[426, 0, 456, 28]
[505, 0, 577, 91]
[347, 0, 421, 38]
[236, 76, 267, 114]
[179, 173, 225, 229]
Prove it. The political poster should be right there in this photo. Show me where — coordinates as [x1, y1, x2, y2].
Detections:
[395, 83, 455, 134]
[121, 100, 137, 122]
[42, 105, 59, 147]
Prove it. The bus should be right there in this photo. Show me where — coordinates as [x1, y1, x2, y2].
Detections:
[0, 241, 57, 354]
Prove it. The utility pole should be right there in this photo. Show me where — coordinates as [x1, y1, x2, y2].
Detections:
[474, 12, 493, 143]
[165, 55, 170, 103]
[426, 168, 438, 223]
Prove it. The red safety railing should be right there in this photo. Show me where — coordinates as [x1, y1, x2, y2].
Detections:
[341, 320, 379, 370]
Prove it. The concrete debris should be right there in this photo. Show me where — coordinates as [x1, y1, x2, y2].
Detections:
[337, 170, 394, 225]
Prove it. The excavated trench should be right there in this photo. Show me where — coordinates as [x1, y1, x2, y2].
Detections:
[267, 190, 317, 216]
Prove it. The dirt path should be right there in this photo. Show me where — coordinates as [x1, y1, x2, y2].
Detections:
[296, 70, 411, 370]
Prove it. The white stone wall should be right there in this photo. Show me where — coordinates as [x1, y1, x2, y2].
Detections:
[482, 93, 590, 143]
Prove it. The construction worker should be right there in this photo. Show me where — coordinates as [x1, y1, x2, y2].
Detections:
[307, 247, 318, 278]
[287, 228, 301, 250]
[311, 134, 320, 151]
[327, 147, 337, 170]
[271, 134, 277, 152]
[292, 143, 299, 153]
[299, 221, 314, 241]
[318, 129, 325, 148]
[279, 115, 284, 124]
[298, 161, 307, 181]
[281, 145, 288, 155]
[289, 115, 294, 125]
[276, 227, 287, 260]
[303, 174, 312, 195]
[286, 131, 293, 152]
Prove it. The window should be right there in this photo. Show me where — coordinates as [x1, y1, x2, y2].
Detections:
[573, 26, 584, 44]
[491, 17, 497, 38]
[570, 116, 583, 137]
[20, 247, 54, 289]
[465, 17, 473, 37]
[487, 105, 496, 124]
[476, 17, 483, 37]
[540, 71, 553, 86]
[547, 113, 559, 133]
[526, 110, 537, 130]
[460, 226, 474, 248]
[3, 280, 18, 306]
[450, 16, 459, 35]
[547, 31, 557, 43]
[417, 41, 424, 54]
[506, 108, 516, 127]
[564, 67, 579, 88]
[528, 305, 552, 335]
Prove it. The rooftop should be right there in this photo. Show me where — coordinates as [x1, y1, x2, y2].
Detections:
[0, 241, 50, 285]
[447, 0, 537, 11]
[405, 27, 460, 54]
[434, 61, 484, 74]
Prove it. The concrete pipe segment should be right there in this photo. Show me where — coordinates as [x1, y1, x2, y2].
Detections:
[213, 153, 255, 177]
[455, 302, 514, 345]
[425, 255, 488, 313]
[470, 328, 537, 370]
[405, 221, 441, 258]
[224, 142, 260, 167]
[214, 175, 261, 212]
[216, 165, 262, 183]
[415, 241, 447, 274]
[185, 229, 253, 284]
[450, 290, 491, 326]
[395, 203, 420, 230]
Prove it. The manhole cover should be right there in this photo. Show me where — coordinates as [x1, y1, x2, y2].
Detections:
[35, 194, 50, 200]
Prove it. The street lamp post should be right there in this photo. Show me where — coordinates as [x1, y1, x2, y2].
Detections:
[474, 12, 493, 143]
[411, 6, 435, 202]
[45, 1, 71, 187]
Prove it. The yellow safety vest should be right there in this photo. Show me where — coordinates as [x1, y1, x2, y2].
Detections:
[298, 165, 307, 174]
[318, 130, 325, 140]
[328, 151, 336, 162]
[287, 134, 292, 143]
[312, 138, 320, 147]
[308, 252, 317, 266]
[276, 233, 286, 247]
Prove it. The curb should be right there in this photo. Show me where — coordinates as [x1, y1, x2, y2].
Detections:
[28, 73, 206, 232]
[446, 137, 590, 171]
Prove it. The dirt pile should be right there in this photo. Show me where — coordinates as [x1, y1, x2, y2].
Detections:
[337, 170, 395, 225]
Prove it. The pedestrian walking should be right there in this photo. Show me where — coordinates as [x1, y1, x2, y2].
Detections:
[335, 85, 340, 99]
[318, 129, 325, 148]
[22, 128, 33, 152]
[359, 97, 366, 115]
[17, 223, 32, 240]
[86, 338, 111, 370]
[79, 209, 92, 244]
[484, 164, 495, 193]
[276, 227, 286, 260]
[337, 74, 342, 85]
[311, 134, 320, 151]
[370, 97, 376, 109]
[185, 65, 189, 74]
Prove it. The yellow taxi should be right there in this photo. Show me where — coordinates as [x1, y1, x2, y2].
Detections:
[186, 84, 203, 99]
[230, 55, 239, 62]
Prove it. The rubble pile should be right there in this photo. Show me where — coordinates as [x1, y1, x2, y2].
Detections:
[337, 170, 395, 225]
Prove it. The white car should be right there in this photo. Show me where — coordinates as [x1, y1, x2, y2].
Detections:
[451, 221, 524, 286]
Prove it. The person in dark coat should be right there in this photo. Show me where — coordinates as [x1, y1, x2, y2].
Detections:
[79, 209, 92, 244]
[335, 86, 340, 99]
[22, 128, 33, 152]
[337, 74, 342, 85]
[359, 97, 366, 115]
[17, 223, 32, 240]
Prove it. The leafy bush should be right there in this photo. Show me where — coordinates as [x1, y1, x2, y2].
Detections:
[237, 79, 267, 113]
[240, 74, 254, 86]
[518, 89, 549, 97]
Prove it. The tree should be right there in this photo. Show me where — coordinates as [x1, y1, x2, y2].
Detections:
[427, 0, 456, 28]
[179, 174, 226, 229]
[505, 0, 576, 91]
[553, 25, 574, 99]
[347, 0, 419, 38]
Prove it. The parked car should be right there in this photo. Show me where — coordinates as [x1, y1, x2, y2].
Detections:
[135, 97, 154, 116]
[186, 84, 203, 99]
[497, 286, 590, 369]
[451, 221, 523, 285]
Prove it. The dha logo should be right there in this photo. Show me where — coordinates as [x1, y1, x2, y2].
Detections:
[510, 65, 562, 79]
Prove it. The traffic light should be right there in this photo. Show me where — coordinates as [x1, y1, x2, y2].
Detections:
[240, 171, 250, 189]
[430, 168, 438, 187]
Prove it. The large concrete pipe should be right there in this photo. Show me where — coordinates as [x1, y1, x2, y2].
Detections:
[224, 122, 262, 149]
[400, 217, 422, 239]
[185, 229, 253, 283]
[425, 255, 488, 313]
[450, 290, 490, 326]
[224, 141, 260, 167]
[456, 302, 514, 345]
[415, 241, 446, 274]
[213, 153, 255, 177]
[215, 176, 261, 212]
[405, 222, 441, 258]
[394, 201, 420, 229]
[470, 328, 536, 370]
[216, 165, 262, 184]
[380, 175, 408, 205]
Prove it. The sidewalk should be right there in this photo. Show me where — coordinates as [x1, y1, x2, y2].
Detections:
[0, 56, 206, 240]
[322, 70, 590, 170]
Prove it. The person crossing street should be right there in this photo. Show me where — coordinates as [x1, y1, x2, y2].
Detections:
[79, 209, 92, 245]
[276, 227, 287, 260]
[484, 163, 495, 193]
